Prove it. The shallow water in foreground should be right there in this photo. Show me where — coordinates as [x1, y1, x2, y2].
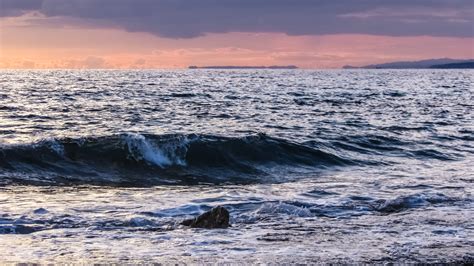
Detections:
[0, 69, 473, 263]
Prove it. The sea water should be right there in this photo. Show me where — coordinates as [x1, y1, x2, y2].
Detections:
[0, 69, 472, 263]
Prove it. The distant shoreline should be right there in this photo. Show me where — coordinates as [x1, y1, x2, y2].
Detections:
[343, 58, 474, 69]
[188, 65, 298, 69]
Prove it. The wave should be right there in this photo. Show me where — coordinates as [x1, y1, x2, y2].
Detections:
[0, 133, 348, 186]
[371, 193, 462, 213]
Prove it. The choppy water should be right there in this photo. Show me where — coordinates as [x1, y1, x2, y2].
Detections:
[0, 69, 473, 263]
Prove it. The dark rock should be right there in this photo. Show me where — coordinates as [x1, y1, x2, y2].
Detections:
[181, 206, 230, 229]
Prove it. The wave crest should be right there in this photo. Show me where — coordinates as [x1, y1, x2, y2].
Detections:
[123, 133, 188, 168]
[0, 133, 348, 186]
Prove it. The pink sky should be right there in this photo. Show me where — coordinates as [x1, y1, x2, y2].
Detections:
[1, 13, 473, 69]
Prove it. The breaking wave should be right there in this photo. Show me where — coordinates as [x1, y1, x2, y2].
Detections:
[0, 133, 348, 186]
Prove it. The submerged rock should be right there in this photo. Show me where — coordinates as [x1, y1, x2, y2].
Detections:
[181, 206, 230, 229]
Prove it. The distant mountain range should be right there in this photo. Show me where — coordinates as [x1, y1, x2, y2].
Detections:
[189, 65, 298, 69]
[430, 62, 474, 69]
[343, 58, 474, 69]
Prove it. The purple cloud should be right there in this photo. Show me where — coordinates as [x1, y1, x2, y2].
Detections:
[1, 0, 473, 38]
[0, 0, 42, 16]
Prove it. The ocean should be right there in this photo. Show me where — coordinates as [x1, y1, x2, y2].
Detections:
[0, 69, 473, 263]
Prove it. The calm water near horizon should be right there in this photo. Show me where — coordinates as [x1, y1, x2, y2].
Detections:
[0, 69, 473, 263]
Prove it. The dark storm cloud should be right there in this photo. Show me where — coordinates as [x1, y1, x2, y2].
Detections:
[2, 0, 473, 38]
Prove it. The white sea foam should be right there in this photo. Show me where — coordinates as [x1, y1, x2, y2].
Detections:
[123, 133, 188, 168]
[38, 138, 65, 156]
[254, 202, 313, 217]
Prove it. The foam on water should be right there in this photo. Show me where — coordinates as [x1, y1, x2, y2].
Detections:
[0, 69, 472, 263]
[123, 133, 188, 168]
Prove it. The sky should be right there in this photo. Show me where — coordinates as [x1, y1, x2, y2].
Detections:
[0, 0, 473, 69]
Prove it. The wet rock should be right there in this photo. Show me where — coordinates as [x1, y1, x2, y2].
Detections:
[181, 206, 230, 229]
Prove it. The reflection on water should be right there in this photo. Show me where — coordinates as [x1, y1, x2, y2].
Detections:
[0, 69, 473, 263]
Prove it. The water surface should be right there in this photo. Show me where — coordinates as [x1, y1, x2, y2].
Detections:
[0, 69, 472, 263]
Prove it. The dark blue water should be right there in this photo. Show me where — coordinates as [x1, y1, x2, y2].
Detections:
[0, 70, 472, 263]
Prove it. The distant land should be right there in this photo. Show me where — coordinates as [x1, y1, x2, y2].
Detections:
[430, 62, 474, 69]
[188, 65, 298, 69]
[343, 58, 474, 69]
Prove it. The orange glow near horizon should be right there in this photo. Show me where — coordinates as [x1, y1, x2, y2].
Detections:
[1, 15, 473, 69]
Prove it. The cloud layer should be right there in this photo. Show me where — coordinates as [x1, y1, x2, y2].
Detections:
[1, 0, 473, 38]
